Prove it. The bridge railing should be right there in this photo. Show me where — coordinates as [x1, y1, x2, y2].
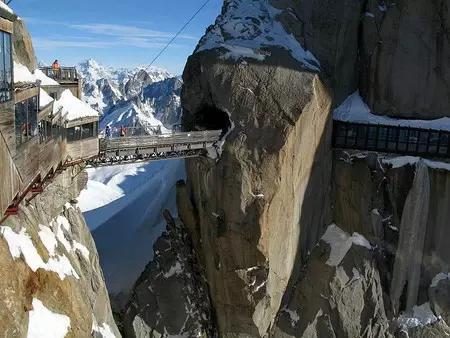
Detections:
[333, 120, 450, 158]
[103, 125, 167, 138]
[100, 129, 222, 152]
[40, 67, 78, 82]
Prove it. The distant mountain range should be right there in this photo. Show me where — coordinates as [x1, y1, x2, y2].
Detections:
[77, 59, 182, 130]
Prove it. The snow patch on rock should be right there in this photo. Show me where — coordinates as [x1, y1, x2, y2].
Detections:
[27, 299, 71, 338]
[397, 302, 439, 328]
[334, 92, 450, 131]
[383, 156, 450, 171]
[321, 224, 372, 267]
[431, 272, 450, 288]
[0, 226, 79, 279]
[196, 0, 320, 71]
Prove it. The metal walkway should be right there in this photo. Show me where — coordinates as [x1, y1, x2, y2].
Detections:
[333, 120, 450, 158]
[86, 129, 222, 167]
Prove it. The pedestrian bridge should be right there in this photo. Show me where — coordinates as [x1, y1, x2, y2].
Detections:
[86, 129, 222, 167]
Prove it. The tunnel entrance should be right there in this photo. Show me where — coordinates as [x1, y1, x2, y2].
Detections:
[190, 105, 232, 138]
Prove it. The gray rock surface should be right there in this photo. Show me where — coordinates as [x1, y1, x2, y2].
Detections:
[360, 0, 450, 119]
[390, 162, 430, 313]
[272, 226, 391, 338]
[429, 276, 450, 325]
[122, 214, 214, 338]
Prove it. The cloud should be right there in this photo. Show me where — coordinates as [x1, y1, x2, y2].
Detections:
[33, 38, 116, 49]
[24, 17, 197, 40]
[33, 36, 185, 50]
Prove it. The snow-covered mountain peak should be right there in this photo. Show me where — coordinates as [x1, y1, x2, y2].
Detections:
[78, 58, 182, 129]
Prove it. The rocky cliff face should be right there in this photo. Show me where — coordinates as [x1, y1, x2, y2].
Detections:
[359, 0, 450, 119]
[176, 0, 450, 336]
[0, 169, 120, 337]
[122, 213, 214, 338]
[12, 18, 37, 72]
[180, 1, 334, 335]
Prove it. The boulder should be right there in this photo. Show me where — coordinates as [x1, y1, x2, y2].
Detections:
[429, 273, 450, 325]
[271, 224, 391, 338]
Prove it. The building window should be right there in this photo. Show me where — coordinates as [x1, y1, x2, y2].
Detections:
[0, 31, 12, 103]
[66, 121, 98, 142]
[38, 120, 53, 143]
[15, 96, 38, 146]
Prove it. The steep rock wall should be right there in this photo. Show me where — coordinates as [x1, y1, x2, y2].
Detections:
[182, 45, 332, 338]
[359, 0, 450, 119]
[0, 170, 120, 337]
[332, 152, 450, 316]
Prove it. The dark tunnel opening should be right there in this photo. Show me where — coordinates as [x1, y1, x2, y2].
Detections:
[185, 105, 232, 138]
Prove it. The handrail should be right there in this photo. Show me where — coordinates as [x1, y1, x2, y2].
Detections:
[101, 129, 222, 151]
[39, 67, 78, 82]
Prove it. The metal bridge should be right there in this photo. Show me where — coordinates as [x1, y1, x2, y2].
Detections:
[86, 129, 222, 167]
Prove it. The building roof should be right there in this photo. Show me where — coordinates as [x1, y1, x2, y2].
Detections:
[54, 89, 99, 123]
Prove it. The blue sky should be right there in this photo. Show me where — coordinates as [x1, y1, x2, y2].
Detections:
[11, 0, 223, 74]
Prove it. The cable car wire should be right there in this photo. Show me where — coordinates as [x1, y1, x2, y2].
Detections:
[145, 0, 211, 70]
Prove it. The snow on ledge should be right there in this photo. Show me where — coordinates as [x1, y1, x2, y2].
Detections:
[431, 272, 450, 288]
[334, 92, 450, 132]
[40, 88, 54, 109]
[0, 1, 14, 15]
[27, 299, 71, 338]
[397, 302, 439, 329]
[1, 226, 79, 280]
[383, 156, 450, 171]
[14, 61, 59, 86]
[321, 224, 371, 267]
[196, 0, 320, 71]
[54, 89, 99, 122]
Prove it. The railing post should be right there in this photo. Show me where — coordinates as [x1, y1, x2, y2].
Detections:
[426, 129, 432, 154]
[405, 127, 410, 154]
[437, 130, 443, 155]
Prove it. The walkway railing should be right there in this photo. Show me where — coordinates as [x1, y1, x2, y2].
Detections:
[40, 67, 78, 82]
[104, 125, 185, 138]
[87, 129, 222, 167]
[333, 121, 450, 158]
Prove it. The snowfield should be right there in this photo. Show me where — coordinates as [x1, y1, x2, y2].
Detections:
[78, 159, 185, 295]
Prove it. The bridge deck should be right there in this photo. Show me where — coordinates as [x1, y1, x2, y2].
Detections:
[87, 129, 222, 167]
